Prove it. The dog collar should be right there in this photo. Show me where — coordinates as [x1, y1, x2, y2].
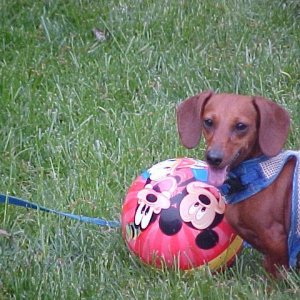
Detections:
[220, 154, 281, 204]
[220, 150, 300, 268]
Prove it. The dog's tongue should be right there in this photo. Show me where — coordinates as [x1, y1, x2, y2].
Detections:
[207, 166, 228, 187]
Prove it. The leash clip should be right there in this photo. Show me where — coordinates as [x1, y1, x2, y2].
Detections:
[220, 173, 245, 196]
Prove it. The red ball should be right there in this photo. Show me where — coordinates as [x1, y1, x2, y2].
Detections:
[121, 158, 243, 271]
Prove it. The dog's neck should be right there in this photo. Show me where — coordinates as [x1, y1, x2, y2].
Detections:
[221, 151, 292, 200]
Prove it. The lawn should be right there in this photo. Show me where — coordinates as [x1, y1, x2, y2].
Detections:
[1, 0, 300, 299]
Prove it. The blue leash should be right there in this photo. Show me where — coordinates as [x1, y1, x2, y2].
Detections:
[0, 194, 120, 228]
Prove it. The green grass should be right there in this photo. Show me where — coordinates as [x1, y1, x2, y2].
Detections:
[1, 0, 300, 298]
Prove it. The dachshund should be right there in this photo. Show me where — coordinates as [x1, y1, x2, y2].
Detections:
[176, 90, 300, 277]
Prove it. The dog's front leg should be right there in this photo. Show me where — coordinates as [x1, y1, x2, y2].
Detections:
[263, 251, 289, 278]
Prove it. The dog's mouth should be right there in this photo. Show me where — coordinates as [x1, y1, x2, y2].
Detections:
[207, 166, 228, 188]
[207, 151, 241, 187]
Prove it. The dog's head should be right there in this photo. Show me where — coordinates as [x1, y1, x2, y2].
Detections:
[176, 90, 290, 186]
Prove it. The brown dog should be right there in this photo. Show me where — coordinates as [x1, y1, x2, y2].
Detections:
[176, 90, 299, 277]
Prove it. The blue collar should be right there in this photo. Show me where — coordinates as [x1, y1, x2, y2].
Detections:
[219, 150, 300, 268]
[220, 154, 282, 204]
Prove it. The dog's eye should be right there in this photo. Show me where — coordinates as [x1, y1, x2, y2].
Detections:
[203, 119, 213, 128]
[235, 123, 248, 132]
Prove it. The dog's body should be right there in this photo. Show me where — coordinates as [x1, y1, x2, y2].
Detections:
[177, 90, 299, 277]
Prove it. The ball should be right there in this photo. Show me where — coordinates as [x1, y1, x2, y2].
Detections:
[121, 158, 243, 271]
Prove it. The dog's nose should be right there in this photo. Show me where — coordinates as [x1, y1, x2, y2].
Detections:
[206, 150, 223, 167]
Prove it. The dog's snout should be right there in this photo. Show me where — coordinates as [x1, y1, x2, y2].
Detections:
[206, 149, 223, 167]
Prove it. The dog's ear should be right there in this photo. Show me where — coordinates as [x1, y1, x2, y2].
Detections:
[177, 90, 213, 149]
[253, 96, 290, 157]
